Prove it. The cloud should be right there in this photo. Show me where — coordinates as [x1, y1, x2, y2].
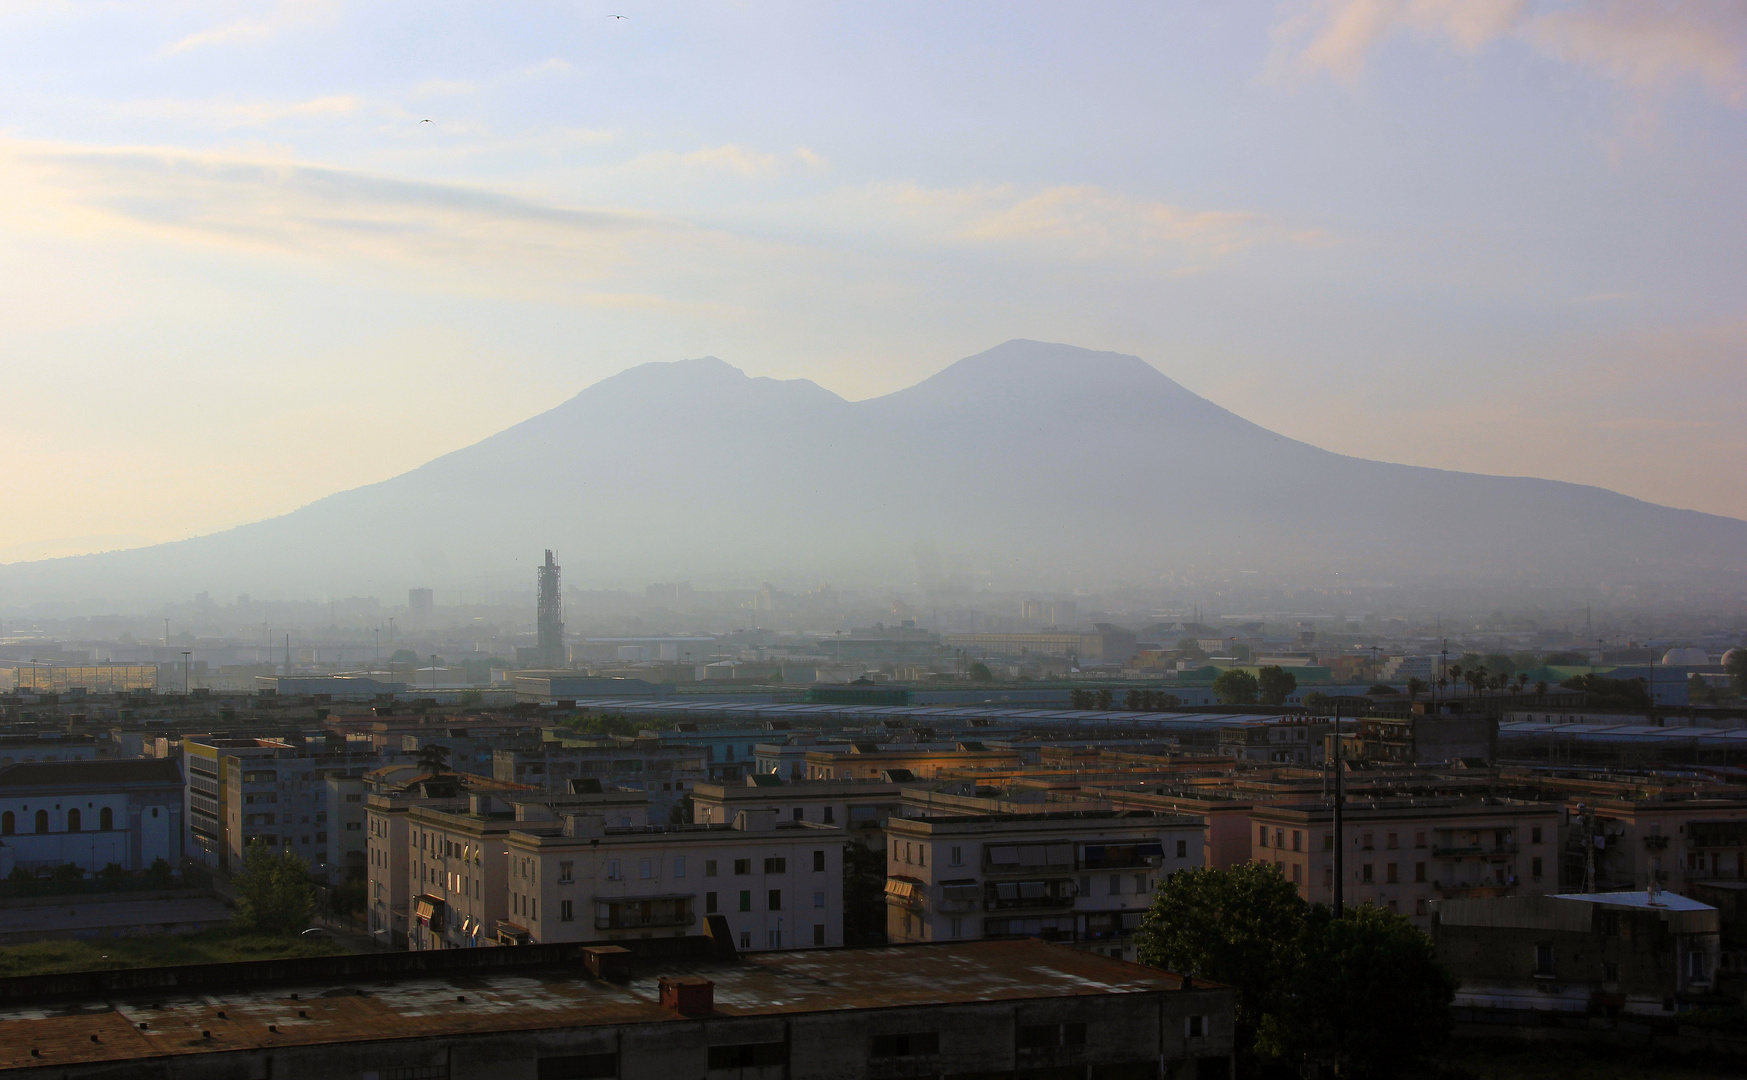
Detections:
[1271, 0, 1747, 104]
[161, 1, 340, 55]
[115, 94, 364, 129]
[836, 182, 1321, 264]
[635, 144, 826, 177]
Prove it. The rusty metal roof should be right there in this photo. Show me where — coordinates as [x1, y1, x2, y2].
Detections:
[0, 940, 1194, 1072]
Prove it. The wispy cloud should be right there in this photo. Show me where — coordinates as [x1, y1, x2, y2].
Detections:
[115, 93, 364, 128]
[161, 1, 340, 56]
[1271, 0, 1747, 104]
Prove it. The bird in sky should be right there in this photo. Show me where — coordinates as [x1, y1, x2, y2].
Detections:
[421, 119, 432, 123]
[609, 13, 627, 18]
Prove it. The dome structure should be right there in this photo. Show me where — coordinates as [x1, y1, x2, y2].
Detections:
[1660, 647, 1710, 667]
[1723, 648, 1743, 669]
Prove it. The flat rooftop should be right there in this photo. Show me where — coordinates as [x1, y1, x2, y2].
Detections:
[0, 939, 1186, 1073]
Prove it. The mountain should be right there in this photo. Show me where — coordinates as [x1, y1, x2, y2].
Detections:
[3, 340, 1743, 603]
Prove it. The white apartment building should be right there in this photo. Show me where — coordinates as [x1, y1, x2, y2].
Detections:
[503, 808, 846, 952]
[691, 778, 911, 847]
[883, 811, 1206, 962]
[367, 779, 647, 950]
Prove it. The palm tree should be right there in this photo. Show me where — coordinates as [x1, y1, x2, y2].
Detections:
[1405, 676, 1427, 701]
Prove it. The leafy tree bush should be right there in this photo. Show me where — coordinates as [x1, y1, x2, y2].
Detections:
[1560, 673, 1651, 709]
[98, 862, 127, 887]
[1728, 650, 1747, 696]
[1255, 665, 1296, 706]
[6, 866, 32, 885]
[1137, 864, 1305, 1063]
[1137, 865, 1456, 1077]
[51, 863, 83, 887]
[232, 842, 314, 936]
[1212, 669, 1259, 705]
[327, 878, 367, 918]
[967, 662, 993, 682]
[143, 857, 176, 889]
[1367, 683, 1399, 695]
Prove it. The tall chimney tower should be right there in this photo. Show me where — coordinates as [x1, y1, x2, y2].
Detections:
[536, 550, 565, 668]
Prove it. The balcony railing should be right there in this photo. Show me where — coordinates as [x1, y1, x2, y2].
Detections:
[1432, 844, 1518, 858]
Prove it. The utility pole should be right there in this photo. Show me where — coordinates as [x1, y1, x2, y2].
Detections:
[1333, 703, 1345, 916]
[164, 617, 170, 646]
[181, 651, 191, 695]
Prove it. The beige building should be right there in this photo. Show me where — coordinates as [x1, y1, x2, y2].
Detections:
[1249, 797, 1563, 928]
[503, 808, 845, 952]
[803, 741, 1022, 781]
[1565, 796, 1747, 894]
[883, 810, 1205, 961]
[366, 777, 646, 950]
[691, 777, 911, 847]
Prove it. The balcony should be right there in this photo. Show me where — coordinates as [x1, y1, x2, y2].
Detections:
[1433, 882, 1518, 899]
[1432, 844, 1518, 858]
[594, 897, 696, 931]
[984, 879, 1077, 911]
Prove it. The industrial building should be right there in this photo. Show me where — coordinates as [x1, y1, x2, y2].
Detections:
[0, 935, 1234, 1080]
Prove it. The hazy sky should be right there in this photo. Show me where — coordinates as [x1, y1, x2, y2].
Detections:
[2, 1, 1744, 562]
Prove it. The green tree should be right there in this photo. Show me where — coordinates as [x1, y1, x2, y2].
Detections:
[415, 742, 451, 775]
[98, 862, 127, 888]
[143, 857, 176, 889]
[1137, 864, 1306, 1063]
[1404, 676, 1427, 701]
[1279, 904, 1456, 1077]
[1177, 637, 1207, 661]
[328, 877, 367, 918]
[1366, 683, 1398, 696]
[1255, 665, 1297, 706]
[967, 662, 993, 682]
[1212, 669, 1259, 705]
[232, 841, 315, 935]
[1561, 673, 1652, 709]
[6, 866, 32, 885]
[1094, 688, 1114, 711]
[1301, 691, 1328, 710]
[51, 863, 84, 887]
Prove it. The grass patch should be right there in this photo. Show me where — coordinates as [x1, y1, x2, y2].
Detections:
[0, 928, 348, 978]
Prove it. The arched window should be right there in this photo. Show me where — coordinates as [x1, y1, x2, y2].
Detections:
[0, 811, 12, 835]
[100, 807, 114, 830]
[67, 808, 81, 832]
[35, 809, 48, 833]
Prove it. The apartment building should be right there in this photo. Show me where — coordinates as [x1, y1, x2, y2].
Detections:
[1564, 796, 1747, 894]
[691, 777, 910, 846]
[365, 771, 643, 948]
[493, 737, 706, 819]
[883, 810, 1205, 961]
[1215, 718, 1331, 765]
[502, 808, 845, 952]
[804, 742, 1024, 781]
[1249, 797, 1563, 928]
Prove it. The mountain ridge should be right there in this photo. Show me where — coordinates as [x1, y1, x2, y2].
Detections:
[2, 339, 1741, 603]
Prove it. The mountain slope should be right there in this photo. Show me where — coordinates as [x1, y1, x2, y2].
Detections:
[2, 340, 1742, 602]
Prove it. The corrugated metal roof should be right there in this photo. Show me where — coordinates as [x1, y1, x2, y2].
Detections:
[0, 940, 1191, 1072]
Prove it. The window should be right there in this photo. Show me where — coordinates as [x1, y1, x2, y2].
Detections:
[1534, 942, 1554, 977]
[1187, 1015, 1206, 1037]
[674, 856, 686, 878]
[792, 807, 803, 820]
[35, 809, 48, 833]
[813, 850, 825, 872]
[1362, 864, 1373, 883]
[739, 890, 752, 912]
[708, 1042, 786, 1070]
[1134, 873, 1147, 894]
[1532, 856, 1543, 878]
[1176, 840, 1187, 858]
[560, 900, 574, 922]
[1416, 898, 1427, 915]
[1323, 833, 1334, 851]
[535, 1052, 617, 1079]
[639, 858, 653, 880]
[949, 916, 962, 937]
[706, 892, 718, 914]
[1415, 831, 1426, 848]
[1109, 874, 1121, 895]
[822, 806, 833, 823]
[1275, 828, 1285, 849]
[813, 890, 825, 908]
[768, 889, 782, 911]
[814, 924, 825, 946]
[1531, 826, 1543, 844]
[1018, 1023, 1087, 1049]
[1324, 868, 1334, 887]
[559, 861, 574, 884]
[1292, 830, 1302, 852]
[1, 812, 11, 835]
[734, 859, 751, 875]
[950, 845, 963, 866]
[67, 808, 81, 832]
[100, 807, 114, 830]
[1386, 863, 1399, 884]
[704, 859, 718, 877]
[1259, 826, 1268, 847]
[1291, 863, 1302, 884]
[764, 857, 786, 874]
[1361, 833, 1373, 850]
[1415, 862, 1426, 883]
[768, 928, 781, 949]
[918, 847, 925, 867]
[605, 859, 621, 881]
[869, 1032, 940, 1058]
[1386, 832, 1398, 850]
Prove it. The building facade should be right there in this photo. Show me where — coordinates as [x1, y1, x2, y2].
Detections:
[0, 759, 182, 875]
[883, 810, 1206, 961]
